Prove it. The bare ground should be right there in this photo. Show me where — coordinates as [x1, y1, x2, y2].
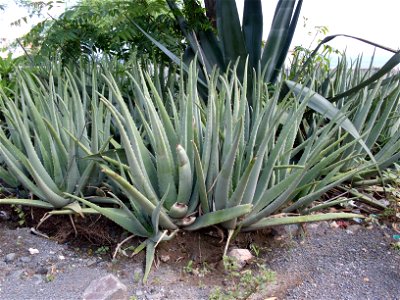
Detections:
[0, 213, 399, 300]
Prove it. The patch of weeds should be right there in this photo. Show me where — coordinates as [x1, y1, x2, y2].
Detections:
[183, 259, 210, 277]
[391, 242, 400, 253]
[95, 246, 110, 255]
[45, 273, 55, 282]
[381, 207, 396, 218]
[249, 243, 260, 257]
[11, 204, 26, 226]
[209, 257, 275, 300]
[133, 270, 142, 283]
[183, 259, 194, 274]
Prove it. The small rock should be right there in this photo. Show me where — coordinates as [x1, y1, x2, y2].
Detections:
[4, 253, 16, 263]
[135, 290, 144, 296]
[58, 255, 65, 260]
[31, 274, 43, 285]
[35, 267, 48, 275]
[86, 259, 97, 267]
[226, 248, 253, 269]
[9, 269, 24, 280]
[160, 255, 170, 263]
[20, 256, 32, 263]
[0, 211, 10, 221]
[347, 224, 362, 233]
[330, 221, 340, 229]
[28, 248, 39, 255]
[272, 225, 300, 238]
[82, 274, 128, 300]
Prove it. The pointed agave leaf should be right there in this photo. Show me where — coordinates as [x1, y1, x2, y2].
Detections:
[132, 20, 188, 71]
[243, 0, 263, 70]
[216, 0, 247, 74]
[262, 0, 303, 83]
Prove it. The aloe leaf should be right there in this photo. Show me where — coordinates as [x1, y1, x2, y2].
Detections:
[99, 93, 158, 204]
[214, 121, 242, 210]
[176, 145, 193, 205]
[151, 187, 168, 232]
[242, 213, 364, 231]
[143, 240, 155, 283]
[143, 72, 179, 150]
[65, 193, 150, 237]
[0, 165, 19, 187]
[284, 167, 363, 212]
[101, 166, 177, 230]
[193, 142, 209, 213]
[184, 204, 252, 231]
[285, 80, 376, 163]
[330, 51, 400, 102]
[0, 199, 54, 209]
[0, 146, 46, 200]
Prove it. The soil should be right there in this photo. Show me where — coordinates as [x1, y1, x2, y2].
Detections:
[0, 206, 399, 300]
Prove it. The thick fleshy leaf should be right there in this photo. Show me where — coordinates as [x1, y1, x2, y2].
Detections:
[242, 213, 364, 231]
[242, 0, 263, 70]
[184, 204, 252, 231]
[285, 80, 376, 162]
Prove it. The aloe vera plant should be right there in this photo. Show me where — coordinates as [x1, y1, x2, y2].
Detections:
[294, 53, 400, 176]
[0, 66, 112, 209]
[2, 55, 396, 282]
[68, 60, 364, 280]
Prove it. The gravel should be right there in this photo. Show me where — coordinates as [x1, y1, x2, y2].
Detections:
[0, 221, 399, 299]
[263, 223, 400, 300]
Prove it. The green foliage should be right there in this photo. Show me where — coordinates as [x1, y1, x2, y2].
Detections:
[0, 65, 112, 208]
[0, 53, 398, 282]
[209, 258, 275, 300]
[0, 54, 20, 96]
[20, 0, 184, 63]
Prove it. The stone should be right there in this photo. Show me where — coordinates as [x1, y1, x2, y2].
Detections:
[86, 259, 97, 267]
[28, 248, 39, 255]
[31, 274, 43, 285]
[160, 255, 170, 263]
[0, 211, 10, 221]
[4, 253, 16, 263]
[347, 224, 362, 234]
[306, 221, 330, 236]
[35, 266, 49, 275]
[82, 274, 128, 300]
[226, 248, 253, 269]
[20, 256, 32, 263]
[272, 225, 300, 238]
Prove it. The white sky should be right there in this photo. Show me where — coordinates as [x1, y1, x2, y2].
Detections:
[1, 0, 399, 66]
